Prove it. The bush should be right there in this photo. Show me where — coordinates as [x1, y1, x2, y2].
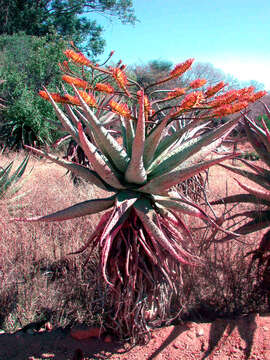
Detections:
[0, 33, 67, 149]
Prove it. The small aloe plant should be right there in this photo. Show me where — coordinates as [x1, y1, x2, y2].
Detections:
[212, 102, 270, 240]
[0, 155, 29, 200]
[16, 48, 265, 341]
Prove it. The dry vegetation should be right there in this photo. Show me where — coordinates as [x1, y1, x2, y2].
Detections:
[0, 150, 269, 336]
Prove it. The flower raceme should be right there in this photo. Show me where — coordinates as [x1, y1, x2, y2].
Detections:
[168, 58, 195, 80]
[165, 88, 186, 100]
[94, 83, 114, 94]
[39, 90, 69, 104]
[109, 100, 131, 118]
[39, 89, 97, 107]
[65, 91, 97, 107]
[205, 81, 226, 98]
[111, 67, 130, 97]
[62, 75, 90, 89]
[64, 49, 92, 67]
[189, 78, 207, 89]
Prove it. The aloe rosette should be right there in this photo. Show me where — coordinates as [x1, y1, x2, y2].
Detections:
[16, 49, 266, 341]
[212, 102, 270, 244]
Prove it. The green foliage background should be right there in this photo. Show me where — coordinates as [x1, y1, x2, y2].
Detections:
[0, 33, 67, 149]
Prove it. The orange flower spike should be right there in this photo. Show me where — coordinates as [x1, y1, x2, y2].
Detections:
[112, 68, 129, 92]
[78, 91, 97, 108]
[64, 49, 92, 67]
[205, 81, 226, 98]
[166, 88, 186, 100]
[112, 68, 131, 97]
[212, 101, 248, 117]
[238, 86, 255, 97]
[208, 90, 239, 107]
[248, 90, 267, 103]
[231, 101, 249, 112]
[94, 83, 114, 94]
[171, 91, 204, 117]
[62, 75, 90, 89]
[211, 104, 232, 117]
[64, 94, 81, 106]
[189, 78, 207, 89]
[109, 100, 131, 118]
[180, 91, 204, 110]
[169, 59, 194, 80]
[144, 94, 151, 114]
[39, 90, 69, 104]
[222, 90, 239, 104]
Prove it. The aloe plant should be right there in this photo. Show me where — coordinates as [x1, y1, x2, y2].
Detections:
[15, 48, 265, 342]
[0, 155, 29, 200]
[212, 101, 270, 245]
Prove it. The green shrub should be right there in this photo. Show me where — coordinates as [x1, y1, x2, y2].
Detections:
[0, 33, 67, 149]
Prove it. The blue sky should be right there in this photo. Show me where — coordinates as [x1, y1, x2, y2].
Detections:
[91, 0, 270, 90]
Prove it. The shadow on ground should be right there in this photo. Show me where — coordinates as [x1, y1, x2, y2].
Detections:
[0, 328, 127, 360]
[202, 313, 257, 360]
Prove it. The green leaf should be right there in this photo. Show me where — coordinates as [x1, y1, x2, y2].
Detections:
[77, 122, 125, 189]
[211, 193, 270, 207]
[134, 198, 195, 265]
[125, 91, 147, 184]
[215, 210, 270, 242]
[72, 85, 129, 173]
[219, 163, 270, 190]
[14, 195, 116, 222]
[140, 153, 235, 194]
[148, 117, 238, 179]
[152, 115, 205, 160]
[24, 145, 112, 191]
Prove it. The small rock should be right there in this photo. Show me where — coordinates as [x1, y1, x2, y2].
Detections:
[196, 328, 204, 337]
[41, 354, 55, 359]
[263, 326, 269, 331]
[0, 329, 5, 335]
[173, 342, 180, 349]
[45, 322, 53, 331]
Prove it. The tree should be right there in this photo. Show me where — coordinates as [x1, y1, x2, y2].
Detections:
[0, 0, 136, 57]
[0, 32, 67, 149]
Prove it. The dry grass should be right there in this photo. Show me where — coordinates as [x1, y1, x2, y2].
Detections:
[0, 152, 107, 332]
[0, 151, 269, 335]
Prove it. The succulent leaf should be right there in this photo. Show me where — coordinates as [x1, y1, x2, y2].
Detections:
[72, 84, 129, 172]
[148, 117, 239, 179]
[134, 198, 195, 265]
[215, 210, 270, 243]
[24, 145, 111, 191]
[125, 90, 147, 184]
[219, 163, 270, 190]
[154, 116, 205, 159]
[14, 196, 116, 222]
[77, 122, 125, 189]
[143, 113, 171, 167]
[153, 195, 208, 219]
[211, 193, 270, 207]
[140, 154, 235, 194]
[43, 88, 79, 141]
